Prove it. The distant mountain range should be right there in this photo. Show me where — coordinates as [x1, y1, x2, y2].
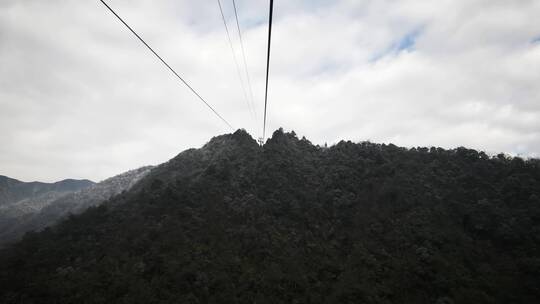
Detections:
[0, 166, 153, 246]
[0, 175, 94, 209]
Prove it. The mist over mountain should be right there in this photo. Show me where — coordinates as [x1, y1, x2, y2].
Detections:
[1, 129, 539, 303]
[0, 167, 153, 246]
[0, 177, 95, 244]
[0, 176, 94, 208]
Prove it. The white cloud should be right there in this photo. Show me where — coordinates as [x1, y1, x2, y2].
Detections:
[0, 0, 539, 182]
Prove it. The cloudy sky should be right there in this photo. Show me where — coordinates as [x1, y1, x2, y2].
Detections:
[1, 0, 539, 182]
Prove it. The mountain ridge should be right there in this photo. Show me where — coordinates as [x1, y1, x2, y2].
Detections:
[1, 129, 539, 303]
[0, 176, 95, 208]
[0, 175, 94, 188]
[0, 166, 154, 247]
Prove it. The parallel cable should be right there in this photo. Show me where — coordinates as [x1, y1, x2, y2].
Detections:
[262, 0, 274, 140]
[98, 0, 234, 130]
[231, 0, 257, 118]
[216, 0, 256, 122]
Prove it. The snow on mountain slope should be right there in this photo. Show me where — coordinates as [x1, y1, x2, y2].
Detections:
[0, 166, 153, 246]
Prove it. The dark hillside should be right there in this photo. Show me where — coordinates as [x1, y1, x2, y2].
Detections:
[1, 129, 539, 303]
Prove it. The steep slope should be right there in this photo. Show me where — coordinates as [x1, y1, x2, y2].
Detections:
[0, 166, 154, 246]
[39, 166, 154, 216]
[1, 129, 539, 304]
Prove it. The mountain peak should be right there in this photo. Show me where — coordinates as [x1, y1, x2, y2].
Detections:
[203, 129, 259, 151]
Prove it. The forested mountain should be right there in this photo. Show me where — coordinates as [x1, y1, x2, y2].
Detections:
[1, 129, 539, 303]
[0, 167, 153, 247]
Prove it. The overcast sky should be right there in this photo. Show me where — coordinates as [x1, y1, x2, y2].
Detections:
[1, 0, 539, 182]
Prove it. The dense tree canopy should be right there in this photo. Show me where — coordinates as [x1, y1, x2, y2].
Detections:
[1, 129, 539, 303]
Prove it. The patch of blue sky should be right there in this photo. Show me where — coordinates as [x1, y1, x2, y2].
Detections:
[369, 27, 423, 63]
[396, 29, 421, 51]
